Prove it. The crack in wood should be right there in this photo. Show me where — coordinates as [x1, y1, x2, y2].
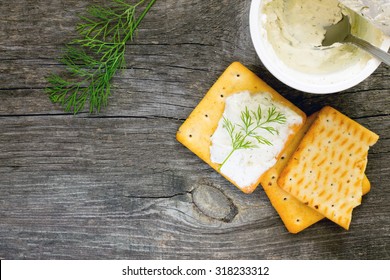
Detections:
[121, 191, 192, 200]
[0, 113, 185, 122]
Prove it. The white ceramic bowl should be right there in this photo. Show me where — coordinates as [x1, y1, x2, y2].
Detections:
[249, 0, 390, 94]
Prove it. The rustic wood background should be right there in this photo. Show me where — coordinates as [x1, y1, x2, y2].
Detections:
[0, 0, 389, 260]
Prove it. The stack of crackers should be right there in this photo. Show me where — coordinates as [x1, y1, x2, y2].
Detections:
[176, 62, 378, 233]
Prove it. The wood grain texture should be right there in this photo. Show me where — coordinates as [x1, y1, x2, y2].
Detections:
[0, 0, 389, 259]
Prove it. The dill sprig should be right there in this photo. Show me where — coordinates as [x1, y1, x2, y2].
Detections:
[219, 105, 287, 170]
[45, 0, 156, 114]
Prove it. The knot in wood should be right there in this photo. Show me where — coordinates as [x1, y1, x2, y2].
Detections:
[192, 184, 238, 222]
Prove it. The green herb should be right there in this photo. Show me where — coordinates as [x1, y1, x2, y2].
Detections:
[219, 105, 287, 170]
[45, 0, 156, 114]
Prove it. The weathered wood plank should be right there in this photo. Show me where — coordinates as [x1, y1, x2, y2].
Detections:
[0, 64, 388, 119]
[0, 115, 388, 259]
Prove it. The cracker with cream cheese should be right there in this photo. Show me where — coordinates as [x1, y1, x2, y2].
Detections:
[176, 62, 306, 193]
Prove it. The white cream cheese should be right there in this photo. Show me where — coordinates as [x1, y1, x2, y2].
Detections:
[262, 0, 384, 74]
[210, 91, 303, 189]
[339, 0, 390, 36]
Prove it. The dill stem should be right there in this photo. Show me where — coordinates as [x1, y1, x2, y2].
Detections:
[124, 0, 157, 43]
[219, 149, 235, 171]
[219, 128, 252, 171]
[133, 0, 156, 31]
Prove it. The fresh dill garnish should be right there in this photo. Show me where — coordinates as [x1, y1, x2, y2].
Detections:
[45, 0, 156, 114]
[219, 105, 287, 170]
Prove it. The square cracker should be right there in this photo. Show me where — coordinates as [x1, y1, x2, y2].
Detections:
[261, 113, 371, 233]
[278, 106, 378, 229]
[176, 62, 306, 193]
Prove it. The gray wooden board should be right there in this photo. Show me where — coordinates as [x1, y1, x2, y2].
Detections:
[0, 0, 389, 259]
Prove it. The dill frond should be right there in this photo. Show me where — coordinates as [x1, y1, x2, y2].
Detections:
[219, 105, 287, 170]
[45, 0, 157, 114]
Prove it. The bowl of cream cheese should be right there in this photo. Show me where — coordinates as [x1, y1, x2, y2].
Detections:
[249, 0, 390, 94]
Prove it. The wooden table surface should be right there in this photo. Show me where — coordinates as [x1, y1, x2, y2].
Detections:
[1, 0, 389, 260]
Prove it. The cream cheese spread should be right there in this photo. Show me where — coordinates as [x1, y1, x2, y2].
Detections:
[339, 0, 390, 36]
[261, 0, 384, 74]
[210, 91, 303, 189]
